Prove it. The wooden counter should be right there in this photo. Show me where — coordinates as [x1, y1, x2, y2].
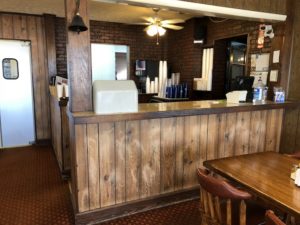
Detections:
[49, 86, 70, 177]
[67, 100, 297, 224]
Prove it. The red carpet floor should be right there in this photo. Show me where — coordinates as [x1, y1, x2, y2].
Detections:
[0, 145, 74, 225]
[0, 145, 201, 225]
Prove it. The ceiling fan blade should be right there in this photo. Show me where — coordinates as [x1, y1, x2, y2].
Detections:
[161, 24, 184, 30]
[133, 22, 152, 25]
[141, 16, 155, 24]
[161, 19, 185, 25]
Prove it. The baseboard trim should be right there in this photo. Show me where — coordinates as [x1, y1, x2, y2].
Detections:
[75, 187, 199, 225]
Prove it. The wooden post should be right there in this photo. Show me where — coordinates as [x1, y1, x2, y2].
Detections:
[65, 0, 92, 112]
[43, 14, 57, 81]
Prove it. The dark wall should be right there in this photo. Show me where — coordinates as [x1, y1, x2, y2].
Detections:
[55, 17, 285, 100]
[55, 18, 166, 82]
[55, 18, 67, 78]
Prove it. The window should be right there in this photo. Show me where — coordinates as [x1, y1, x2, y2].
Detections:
[2, 58, 19, 79]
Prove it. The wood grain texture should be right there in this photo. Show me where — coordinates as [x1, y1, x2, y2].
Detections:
[65, 0, 92, 112]
[175, 117, 184, 190]
[234, 112, 251, 156]
[70, 108, 285, 213]
[160, 118, 175, 193]
[204, 152, 300, 217]
[280, 107, 300, 153]
[87, 124, 100, 210]
[75, 124, 89, 212]
[199, 115, 208, 167]
[224, 113, 236, 157]
[0, 13, 51, 140]
[182, 0, 287, 14]
[183, 116, 200, 188]
[207, 114, 218, 160]
[115, 121, 126, 204]
[265, 109, 282, 152]
[141, 119, 161, 197]
[44, 14, 57, 80]
[99, 122, 116, 207]
[125, 120, 141, 202]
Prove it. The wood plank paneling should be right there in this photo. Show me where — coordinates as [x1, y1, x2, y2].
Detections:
[280, 107, 300, 153]
[36, 17, 50, 139]
[87, 124, 100, 210]
[224, 113, 236, 157]
[0, 13, 51, 140]
[160, 118, 175, 193]
[141, 119, 161, 197]
[207, 114, 218, 160]
[13, 15, 27, 40]
[65, 0, 92, 112]
[265, 109, 283, 152]
[125, 120, 141, 201]
[1, 14, 13, 38]
[72, 108, 285, 213]
[249, 111, 266, 153]
[99, 122, 116, 207]
[182, 0, 287, 14]
[217, 114, 226, 158]
[234, 112, 251, 156]
[183, 116, 200, 188]
[175, 117, 184, 190]
[115, 121, 126, 204]
[75, 124, 89, 212]
[199, 115, 208, 167]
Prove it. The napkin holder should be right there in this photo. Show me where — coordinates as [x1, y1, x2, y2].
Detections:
[226, 91, 247, 104]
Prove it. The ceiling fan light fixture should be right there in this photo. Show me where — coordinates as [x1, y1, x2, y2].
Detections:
[158, 26, 166, 36]
[146, 25, 166, 37]
[146, 25, 158, 36]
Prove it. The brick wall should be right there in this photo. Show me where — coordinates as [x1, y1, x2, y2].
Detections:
[55, 18, 67, 78]
[192, 18, 285, 99]
[55, 17, 285, 100]
[89, 20, 167, 84]
[167, 19, 202, 97]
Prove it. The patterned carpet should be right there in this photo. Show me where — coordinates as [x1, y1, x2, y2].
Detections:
[0, 145, 74, 225]
[101, 200, 200, 225]
[0, 145, 201, 225]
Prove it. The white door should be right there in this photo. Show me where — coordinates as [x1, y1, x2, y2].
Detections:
[0, 40, 35, 148]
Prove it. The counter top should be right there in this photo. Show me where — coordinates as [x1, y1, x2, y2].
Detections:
[69, 100, 298, 124]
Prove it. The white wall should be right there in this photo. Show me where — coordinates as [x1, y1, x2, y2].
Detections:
[91, 44, 128, 82]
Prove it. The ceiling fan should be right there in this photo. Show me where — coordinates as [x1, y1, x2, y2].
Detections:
[139, 8, 185, 43]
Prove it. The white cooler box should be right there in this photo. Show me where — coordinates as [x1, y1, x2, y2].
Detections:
[93, 80, 138, 114]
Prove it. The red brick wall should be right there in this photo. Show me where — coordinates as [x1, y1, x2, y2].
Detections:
[55, 18, 166, 83]
[55, 18, 67, 78]
[191, 18, 285, 99]
[167, 19, 202, 97]
[55, 17, 285, 100]
[90, 20, 167, 83]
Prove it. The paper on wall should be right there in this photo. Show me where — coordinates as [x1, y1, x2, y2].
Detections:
[250, 72, 268, 87]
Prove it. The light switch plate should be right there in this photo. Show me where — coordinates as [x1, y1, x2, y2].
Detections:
[270, 70, 278, 82]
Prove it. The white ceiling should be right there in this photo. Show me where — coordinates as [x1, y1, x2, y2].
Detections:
[0, 0, 286, 24]
[0, 0, 194, 24]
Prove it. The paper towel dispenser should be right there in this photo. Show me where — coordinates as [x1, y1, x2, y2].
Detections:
[93, 80, 138, 114]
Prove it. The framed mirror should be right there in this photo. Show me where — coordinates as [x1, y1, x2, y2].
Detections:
[2, 58, 19, 80]
[91, 43, 130, 81]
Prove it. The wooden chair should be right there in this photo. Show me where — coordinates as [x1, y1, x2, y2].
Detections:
[289, 151, 300, 159]
[265, 210, 286, 225]
[197, 168, 264, 225]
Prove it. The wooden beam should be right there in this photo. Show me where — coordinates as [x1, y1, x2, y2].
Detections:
[44, 14, 57, 81]
[65, 0, 92, 112]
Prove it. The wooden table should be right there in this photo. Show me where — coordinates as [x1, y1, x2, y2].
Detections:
[204, 152, 300, 218]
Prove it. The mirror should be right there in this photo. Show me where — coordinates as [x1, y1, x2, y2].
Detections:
[2, 58, 19, 80]
[91, 43, 130, 81]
